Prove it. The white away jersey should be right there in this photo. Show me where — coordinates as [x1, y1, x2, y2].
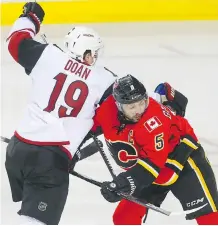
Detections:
[7, 18, 116, 158]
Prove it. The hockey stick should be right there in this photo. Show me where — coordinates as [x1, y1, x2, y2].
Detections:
[1, 135, 208, 216]
[67, 167, 209, 217]
[70, 170, 102, 187]
[92, 135, 116, 180]
[91, 135, 208, 216]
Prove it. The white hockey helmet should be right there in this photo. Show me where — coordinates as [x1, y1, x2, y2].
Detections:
[64, 26, 104, 65]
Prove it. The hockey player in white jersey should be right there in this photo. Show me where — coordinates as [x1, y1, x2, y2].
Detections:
[5, 2, 116, 225]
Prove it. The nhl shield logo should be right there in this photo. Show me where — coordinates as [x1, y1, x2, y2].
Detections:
[38, 202, 47, 211]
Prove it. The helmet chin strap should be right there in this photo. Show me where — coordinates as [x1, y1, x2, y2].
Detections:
[90, 49, 100, 66]
[115, 102, 123, 112]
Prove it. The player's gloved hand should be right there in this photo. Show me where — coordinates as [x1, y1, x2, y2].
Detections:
[100, 182, 122, 203]
[20, 2, 45, 33]
[154, 83, 168, 96]
[154, 83, 188, 117]
[101, 172, 136, 203]
[78, 135, 103, 161]
[154, 82, 175, 101]
[78, 141, 99, 161]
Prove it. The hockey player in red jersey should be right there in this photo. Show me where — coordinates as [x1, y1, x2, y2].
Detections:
[5, 2, 116, 225]
[89, 75, 218, 225]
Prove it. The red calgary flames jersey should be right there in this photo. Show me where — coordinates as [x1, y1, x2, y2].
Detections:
[92, 95, 198, 173]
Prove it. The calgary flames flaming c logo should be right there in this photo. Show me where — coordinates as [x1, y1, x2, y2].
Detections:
[106, 140, 138, 169]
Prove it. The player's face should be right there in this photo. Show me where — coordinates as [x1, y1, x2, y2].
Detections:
[84, 53, 94, 65]
[84, 48, 103, 65]
[122, 99, 148, 122]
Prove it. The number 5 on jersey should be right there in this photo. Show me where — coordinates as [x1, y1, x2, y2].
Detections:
[155, 133, 164, 151]
[44, 73, 89, 117]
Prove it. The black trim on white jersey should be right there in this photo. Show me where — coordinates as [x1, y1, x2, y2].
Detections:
[18, 38, 48, 74]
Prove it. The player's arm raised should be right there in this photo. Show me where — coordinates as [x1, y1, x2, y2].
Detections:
[6, 2, 46, 74]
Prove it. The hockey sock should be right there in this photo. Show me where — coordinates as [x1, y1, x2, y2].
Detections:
[113, 199, 147, 225]
[196, 211, 218, 225]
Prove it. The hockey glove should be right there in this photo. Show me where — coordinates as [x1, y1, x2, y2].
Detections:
[77, 141, 99, 161]
[77, 135, 103, 161]
[101, 182, 122, 203]
[154, 83, 188, 117]
[101, 172, 136, 203]
[20, 2, 45, 33]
